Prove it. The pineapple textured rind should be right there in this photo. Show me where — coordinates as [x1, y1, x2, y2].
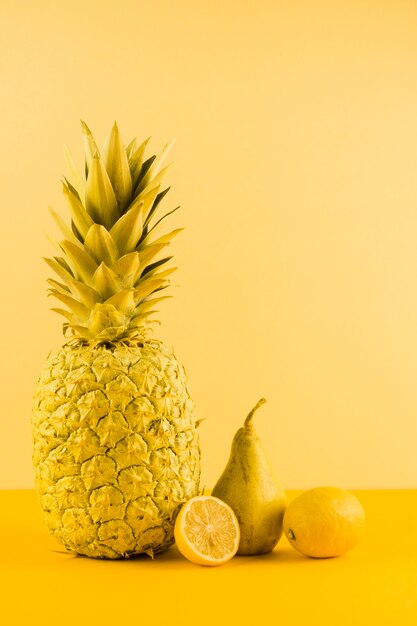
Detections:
[32, 340, 200, 558]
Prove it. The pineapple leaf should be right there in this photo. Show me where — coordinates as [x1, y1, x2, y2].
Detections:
[129, 137, 151, 189]
[81, 120, 100, 176]
[44, 256, 74, 285]
[138, 187, 163, 234]
[102, 122, 132, 212]
[134, 278, 167, 303]
[68, 324, 90, 339]
[92, 262, 121, 300]
[135, 183, 163, 229]
[68, 278, 101, 309]
[64, 144, 86, 201]
[84, 224, 120, 266]
[137, 243, 169, 272]
[50, 307, 77, 324]
[140, 256, 173, 277]
[135, 295, 172, 315]
[62, 180, 94, 240]
[124, 180, 161, 225]
[142, 265, 177, 281]
[85, 154, 119, 228]
[135, 139, 175, 194]
[129, 312, 158, 326]
[111, 252, 140, 288]
[47, 278, 70, 295]
[71, 221, 84, 243]
[126, 137, 137, 159]
[135, 163, 173, 200]
[145, 205, 180, 237]
[142, 187, 171, 228]
[109, 204, 143, 254]
[141, 227, 183, 248]
[46, 234, 63, 255]
[60, 240, 98, 285]
[49, 207, 83, 248]
[50, 291, 90, 320]
[134, 155, 156, 194]
[104, 289, 136, 314]
[54, 256, 74, 275]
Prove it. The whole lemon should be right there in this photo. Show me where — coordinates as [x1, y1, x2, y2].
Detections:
[283, 487, 366, 558]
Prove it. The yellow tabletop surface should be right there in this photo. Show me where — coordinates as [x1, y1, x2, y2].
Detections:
[1, 489, 416, 625]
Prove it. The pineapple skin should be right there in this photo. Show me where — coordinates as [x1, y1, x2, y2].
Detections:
[32, 339, 200, 559]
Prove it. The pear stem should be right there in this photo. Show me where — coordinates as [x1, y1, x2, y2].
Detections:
[244, 398, 267, 429]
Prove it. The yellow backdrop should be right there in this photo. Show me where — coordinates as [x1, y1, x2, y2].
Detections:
[1, 0, 416, 490]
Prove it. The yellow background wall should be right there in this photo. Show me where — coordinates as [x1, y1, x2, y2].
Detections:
[1, 0, 417, 489]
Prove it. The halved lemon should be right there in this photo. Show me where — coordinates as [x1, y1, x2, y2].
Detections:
[174, 495, 240, 566]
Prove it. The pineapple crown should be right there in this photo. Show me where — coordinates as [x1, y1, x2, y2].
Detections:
[45, 121, 181, 344]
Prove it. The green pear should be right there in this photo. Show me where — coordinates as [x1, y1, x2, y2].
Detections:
[211, 398, 287, 555]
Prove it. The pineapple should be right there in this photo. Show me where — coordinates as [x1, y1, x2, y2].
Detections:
[32, 121, 201, 559]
